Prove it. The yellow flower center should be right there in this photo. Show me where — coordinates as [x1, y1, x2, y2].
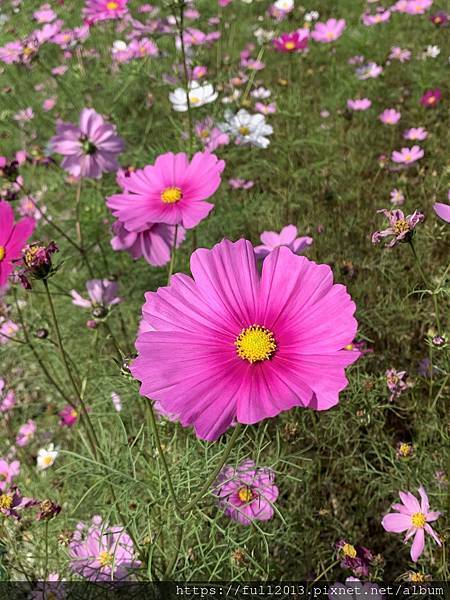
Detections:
[285, 41, 296, 50]
[342, 543, 357, 558]
[393, 219, 410, 234]
[0, 246, 5, 261]
[98, 550, 114, 567]
[344, 343, 354, 350]
[189, 95, 200, 105]
[410, 573, 427, 583]
[106, 1, 119, 9]
[326, 31, 335, 40]
[411, 512, 426, 528]
[42, 455, 54, 466]
[235, 325, 277, 364]
[238, 486, 254, 503]
[239, 126, 250, 136]
[161, 186, 182, 204]
[23, 47, 34, 57]
[200, 129, 210, 139]
[398, 442, 412, 457]
[0, 493, 13, 510]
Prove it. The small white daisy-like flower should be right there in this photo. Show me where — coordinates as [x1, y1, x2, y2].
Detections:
[251, 86, 271, 99]
[304, 10, 320, 22]
[219, 109, 273, 149]
[422, 45, 440, 58]
[274, 0, 294, 12]
[169, 81, 218, 112]
[37, 443, 58, 471]
[253, 28, 275, 44]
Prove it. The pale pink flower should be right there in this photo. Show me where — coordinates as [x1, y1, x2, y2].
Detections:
[379, 108, 401, 124]
[391, 146, 424, 164]
[347, 98, 371, 111]
[311, 18, 346, 43]
[403, 127, 428, 140]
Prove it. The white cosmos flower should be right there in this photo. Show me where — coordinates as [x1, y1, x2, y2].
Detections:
[253, 27, 275, 44]
[37, 443, 58, 471]
[304, 10, 320, 22]
[251, 86, 271, 99]
[169, 81, 218, 112]
[422, 45, 440, 58]
[274, 0, 294, 12]
[219, 109, 273, 149]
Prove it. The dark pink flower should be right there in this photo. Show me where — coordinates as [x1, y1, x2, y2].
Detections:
[273, 30, 309, 53]
[335, 540, 374, 577]
[0, 201, 35, 287]
[0, 487, 38, 520]
[58, 405, 79, 427]
[420, 88, 442, 107]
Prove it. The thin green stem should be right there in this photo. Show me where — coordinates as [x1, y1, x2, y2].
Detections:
[167, 225, 179, 285]
[163, 523, 184, 580]
[182, 423, 242, 514]
[75, 179, 83, 247]
[176, 1, 193, 156]
[408, 240, 441, 333]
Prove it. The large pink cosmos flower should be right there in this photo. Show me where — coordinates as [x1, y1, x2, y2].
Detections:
[311, 19, 346, 43]
[83, 0, 128, 23]
[213, 459, 279, 525]
[107, 152, 225, 231]
[0, 201, 35, 286]
[111, 221, 186, 267]
[50, 108, 124, 179]
[131, 239, 359, 441]
[381, 486, 441, 562]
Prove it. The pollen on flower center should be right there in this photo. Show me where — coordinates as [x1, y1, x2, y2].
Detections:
[0, 246, 5, 261]
[285, 41, 296, 50]
[106, 1, 119, 9]
[239, 126, 250, 135]
[238, 486, 254, 503]
[411, 512, 426, 528]
[342, 543, 357, 558]
[393, 219, 410, 234]
[235, 324, 277, 363]
[189, 95, 200, 105]
[0, 493, 13, 510]
[161, 186, 183, 204]
[42, 455, 53, 466]
[98, 550, 114, 567]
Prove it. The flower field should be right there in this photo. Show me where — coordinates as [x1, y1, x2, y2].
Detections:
[0, 0, 449, 588]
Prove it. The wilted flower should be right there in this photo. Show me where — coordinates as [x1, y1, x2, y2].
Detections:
[372, 209, 424, 247]
[69, 515, 141, 580]
[19, 241, 59, 289]
[50, 108, 125, 179]
[36, 498, 61, 521]
[0, 487, 38, 519]
[335, 540, 374, 577]
[382, 486, 441, 562]
[385, 368, 408, 401]
[254, 225, 313, 260]
[213, 459, 279, 525]
[396, 441, 414, 458]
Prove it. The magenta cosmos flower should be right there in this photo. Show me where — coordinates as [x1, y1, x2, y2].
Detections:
[0, 201, 35, 287]
[273, 30, 309, 53]
[213, 460, 278, 525]
[0, 459, 20, 491]
[254, 225, 313, 260]
[420, 88, 442, 107]
[83, 0, 128, 23]
[107, 152, 225, 231]
[391, 146, 424, 164]
[382, 486, 441, 562]
[69, 515, 141, 581]
[311, 19, 346, 43]
[131, 239, 359, 441]
[111, 221, 185, 267]
[50, 108, 124, 179]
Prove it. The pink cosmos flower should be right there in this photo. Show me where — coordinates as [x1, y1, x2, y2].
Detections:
[0, 320, 20, 345]
[403, 127, 428, 140]
[420, 88, 442, 107]
[16, 419, 36, 447]
[50, 108, 125, 179]
[43, 97, 57, 112]
[390, 188, 405, 206]
[389, 46, 411, 62]
[111, 221, 186, 267]
[430, 11, 448, 26]
[0, 200, 35, 287]
[128, 38, 158, 58]
[311, 19, 346, 43]
[83, 0, 128, 23]
[71, 279, 122, 310]
[213, 459, 279, 525]
[254, 225, 313, 260]
[434, 201, 450, 224]
[273, 30, 309, 53]
[362, 10, 391, 25]
[0, 487, 38, 520]
[229, 179, 254, 190]
[347, 98, 372, 111]
[385, 368, 409, 401]
[372, 209, 424, 247]
[51, 65, 68, 76]
[0, 459, 20, 491]
[131, 239, 359, 441]
[382, 486, 441, 562]
[0, 42, 23, 64]
[255, 102, 277, 115]
[356, 62, 383, 79]
[107, 152, 225, 231]
[391, 146, 424, 165]
[58, 405, 78, 427]
[195, 118, 230, 153]
[33, 4, 57, 23]
[404, 0, 433, 15]
[69, 515, 141, 580]
[379, 108, 401, 125]
[0, 380, 16, 413]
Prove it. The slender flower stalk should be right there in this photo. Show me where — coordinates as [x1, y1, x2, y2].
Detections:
[75, 178, 83, 246]
[175, 1, 193, 157]
[167, 225, 179, 284]
[408, 240, 442, 334]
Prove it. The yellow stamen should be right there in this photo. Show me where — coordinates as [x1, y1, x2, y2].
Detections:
[0, 246, 5, 261]
[238, 486, 253, 503]
[189, 95, 200, 105]
[238, 126, 250, 136]
[42, 455, 54, 466]
[235, 324, 277, 364]
[284, 41, 296, 50]
[0, 493, 13, 510]
[344, 343, 354, 351]
[411, 512, 426, 528]
[342, 543, 357, 558]
[409, 573, 427, 583]
[161, 186, 182, 204]
[326, 31, 335, 40]
[398, 442, 412, 457]
[98, 550, 114, 567]
[106, 1, 119, 10]
[393, 219, 410, 234]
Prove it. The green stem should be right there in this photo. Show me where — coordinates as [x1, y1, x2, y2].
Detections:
[75, 178, 83, 247]
[163, 523, 184, 580]
[182, 423, 242, 514]
[145, 401, 183, 515]
[167, 225, 179, 285]
[43, 520, 49, 584]
[176, 1, 193, 156]
[408, 240, 441, 333]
